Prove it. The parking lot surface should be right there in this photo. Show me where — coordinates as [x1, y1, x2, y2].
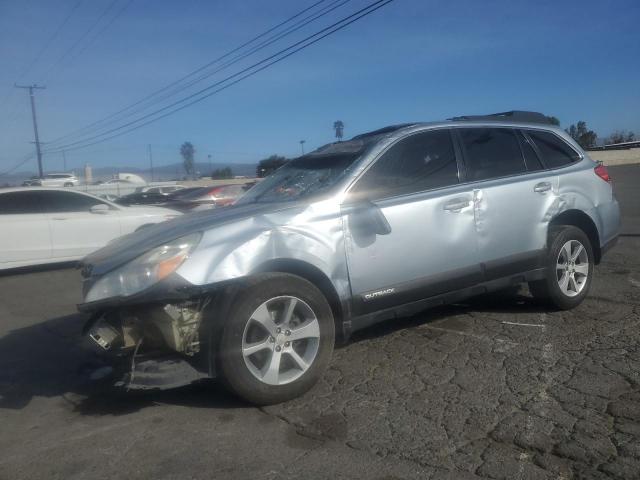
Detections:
[1, 165, 639, 479]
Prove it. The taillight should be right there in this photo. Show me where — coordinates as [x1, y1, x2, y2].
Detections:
[594, 164, 611, 183]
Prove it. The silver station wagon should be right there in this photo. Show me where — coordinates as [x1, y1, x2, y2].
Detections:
[79, 111, 620, 404]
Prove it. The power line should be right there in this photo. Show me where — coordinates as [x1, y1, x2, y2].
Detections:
[44, 0, 335, 146]
[46, 0, 349, 147]
[46, 0, 391, 153]
[19, 0, 86, 81]
[0, 152, 36, 177]
[64, 0, 134, 67]
[0, 0, 84, 119]
[44, 0, 394, 154]
[40, 0, 121, 83]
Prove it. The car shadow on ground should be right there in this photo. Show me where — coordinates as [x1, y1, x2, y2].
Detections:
[0, 288, 550, 415]
[0, 312, 247, 415]
[348, 286, 551, 344]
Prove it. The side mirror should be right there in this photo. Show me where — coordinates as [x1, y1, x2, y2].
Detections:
[90, 204, 110, 214]
[349, 200, 392, 236]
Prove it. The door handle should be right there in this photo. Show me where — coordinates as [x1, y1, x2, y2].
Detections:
[52, 217, 67, 221]
[533, 182, 552, 193]
[443, 198, 471, 212]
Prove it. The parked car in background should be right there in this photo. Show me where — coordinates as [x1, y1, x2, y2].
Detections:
[29, 173, 80, 187]
[164, 184, 247, 212]
[103, 178, 134, 185]
[116, 185, 186, 206]
[115, 184, 186, 206]
[78, 111, 619, 405]
[22, 176, 42, 186]
[0, 188, 181, 270]
[135, 185, 185, 194]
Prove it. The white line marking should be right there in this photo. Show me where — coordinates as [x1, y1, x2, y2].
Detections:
[424, 325, 520, 346]
[501, 321, 545, 328]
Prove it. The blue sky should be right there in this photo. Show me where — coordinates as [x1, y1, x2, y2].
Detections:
[1, 0, 639, 175]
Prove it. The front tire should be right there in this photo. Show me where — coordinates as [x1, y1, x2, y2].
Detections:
[217, 273, 335, 405]
[529, 225, 594, 310]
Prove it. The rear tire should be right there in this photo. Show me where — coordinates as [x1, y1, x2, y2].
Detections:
[217, 273, 334, 405]
[529, 225, 594, 310]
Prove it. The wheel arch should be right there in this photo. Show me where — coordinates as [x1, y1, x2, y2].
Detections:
[549, 209, 601, 263]
[252, 259, 348, 342]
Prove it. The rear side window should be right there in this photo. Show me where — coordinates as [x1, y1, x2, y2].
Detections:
[351, 129, 459, 200]
[526, 130, 580, 168]
[459, 128, 526, 181]
[0, 191, 43, 214]
[516, 130, 544, 171]
[39, 191, 107, 213]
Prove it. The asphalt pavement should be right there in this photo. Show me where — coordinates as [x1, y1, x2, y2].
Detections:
[0, 165, 638, 480]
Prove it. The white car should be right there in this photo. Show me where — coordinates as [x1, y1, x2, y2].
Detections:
[0, 188, 181, 270]
[35, 173, 80, 187]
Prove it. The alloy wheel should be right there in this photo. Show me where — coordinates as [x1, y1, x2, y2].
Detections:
[241, 296, 320, 386]
[556, 239, 589, 297]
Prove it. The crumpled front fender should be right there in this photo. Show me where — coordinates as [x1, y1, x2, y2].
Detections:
[175, 201, 351, 302]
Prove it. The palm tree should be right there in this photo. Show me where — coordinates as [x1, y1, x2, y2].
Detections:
[333, 120, 344, 141]
[180, 142, 195, 177]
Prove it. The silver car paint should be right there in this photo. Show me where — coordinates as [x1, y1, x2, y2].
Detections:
[82, 120, 620, 313]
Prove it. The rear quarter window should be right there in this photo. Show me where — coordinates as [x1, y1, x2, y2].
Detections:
[39, 191, 106, 213]
[0, 192, 43, 214]
[526, 130, 580, 168]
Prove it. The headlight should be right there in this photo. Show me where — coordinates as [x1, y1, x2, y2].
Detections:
[85, 232, 201, 303]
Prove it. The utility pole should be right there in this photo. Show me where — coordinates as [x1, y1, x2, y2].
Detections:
[62, 150, 67, 172]
[15, 84, 45, 178]
[299, 140, 306, 155]
[208, 154, 212, 177]
[148, 144, 154, 182]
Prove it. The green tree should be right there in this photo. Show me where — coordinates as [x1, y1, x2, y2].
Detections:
[180, 142, 195, 176]
[605, 130, 636, 145]
[211, 167, 233, 179]
[256, 155, 288, 178]
[566, 121, 597, 148]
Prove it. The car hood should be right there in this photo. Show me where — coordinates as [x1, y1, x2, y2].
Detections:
[81, 202, 299, 277]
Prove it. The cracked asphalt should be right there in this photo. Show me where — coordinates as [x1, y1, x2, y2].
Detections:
[1, 165, 639, 480]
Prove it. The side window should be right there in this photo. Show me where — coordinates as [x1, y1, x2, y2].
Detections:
[459, 128, 526, 181]
[40, 191, 106, 213]
[350, 129, 459, 200]
[146, 187, 161, 194]
[527, 130, 580, 168]
[516, 130, 544, 171]
[0, 192, 43, 214]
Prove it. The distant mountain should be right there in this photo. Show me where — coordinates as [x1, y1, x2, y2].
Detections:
[0, 161, 257, 186]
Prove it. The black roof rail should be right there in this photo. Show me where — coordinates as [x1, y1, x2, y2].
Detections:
[448, 111, 553, 125]
[351, 123, 417, 140]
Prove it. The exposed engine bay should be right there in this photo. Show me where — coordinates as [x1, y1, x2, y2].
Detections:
[85, 298, 212, 390]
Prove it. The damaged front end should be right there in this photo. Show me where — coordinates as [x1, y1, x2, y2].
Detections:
[84, 298, 214, 391]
